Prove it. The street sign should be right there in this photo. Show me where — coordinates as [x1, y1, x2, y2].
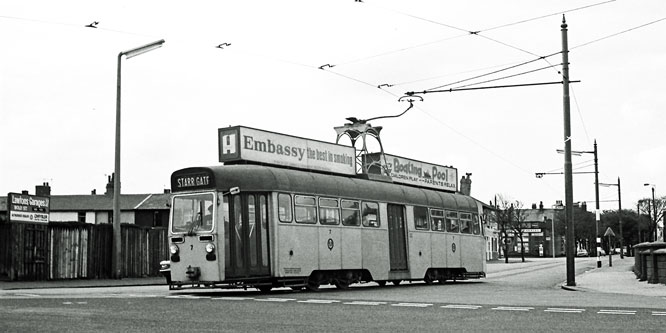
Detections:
[603, 227, 616, 237]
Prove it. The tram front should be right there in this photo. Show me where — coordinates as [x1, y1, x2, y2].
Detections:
[168, 168, 227, 288]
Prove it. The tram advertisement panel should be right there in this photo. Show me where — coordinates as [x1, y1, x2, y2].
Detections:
[7, 192, 50, 223]
[365, 153, 458, 192]
[218, 126, 356, 175]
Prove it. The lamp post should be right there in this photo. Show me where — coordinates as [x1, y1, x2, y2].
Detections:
[113, 39, 165, 279]
[600, 177, 622, 259]
[644, 183, 657, 242]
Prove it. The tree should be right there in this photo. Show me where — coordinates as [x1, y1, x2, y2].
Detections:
[637, 196, 665, 242]
[554, 204, 596, 254]
[494, 195, 528, 262]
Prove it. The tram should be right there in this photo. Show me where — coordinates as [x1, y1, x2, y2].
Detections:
[166, 164, 486, 291]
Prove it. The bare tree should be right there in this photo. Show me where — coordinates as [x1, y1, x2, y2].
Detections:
[494, 195, 527, 262]
[638, 196, 665, 242]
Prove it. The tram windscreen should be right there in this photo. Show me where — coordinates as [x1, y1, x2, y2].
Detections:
[171, 193, 215, 234]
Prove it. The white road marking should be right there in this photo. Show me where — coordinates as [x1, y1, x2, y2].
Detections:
[211, 297, 255, 301]
[297, 299, 340, 304]
[165, 295, 211, 299]
[598, 309, 636, 315]
[254, 298, 295, 302]
[441, 304, 482, 310]
[343, 301, 387, 306]
[651, 311, 666, 316]
[545, 308, 585, 313]
[392, 303, 433, 308]
[492, 306, 534, 311]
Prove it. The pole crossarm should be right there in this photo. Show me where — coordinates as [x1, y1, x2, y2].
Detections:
[405, 80, 581, 96]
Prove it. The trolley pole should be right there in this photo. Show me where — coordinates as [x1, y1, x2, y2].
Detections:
[618, 177, 623, 259]
[561, 16, 576, 286]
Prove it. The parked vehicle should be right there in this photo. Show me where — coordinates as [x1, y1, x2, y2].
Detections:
[576, 249, 589, 257]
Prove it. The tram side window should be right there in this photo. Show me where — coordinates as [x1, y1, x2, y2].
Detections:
[460, 213, 472, 234]
[414, 206, 429, 230]
[361, 201, 380, 227]
[431, 209, 445, 231]
[294, 195, 317, 224]
[341, 200, 360, 226]
[278, 193, 292, 223]
[319, 197, 340, 225]
[446, 211, 459, 233]
[472, 214, 481, 235]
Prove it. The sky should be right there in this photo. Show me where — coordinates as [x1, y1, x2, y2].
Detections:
[1, 0, 665, 213]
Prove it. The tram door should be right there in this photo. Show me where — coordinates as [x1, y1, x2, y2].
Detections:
[387, 204, 408, 271]
[226, 193, 270, 278]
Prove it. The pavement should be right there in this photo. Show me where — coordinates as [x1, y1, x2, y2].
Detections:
[1, 256, 665, 297]
[487, 255, 666, 297]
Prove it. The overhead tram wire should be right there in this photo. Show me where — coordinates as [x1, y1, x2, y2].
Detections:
[570, 16, 666, 50]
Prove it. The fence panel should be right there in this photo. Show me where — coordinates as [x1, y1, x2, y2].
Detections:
[1, 222, 167, 280]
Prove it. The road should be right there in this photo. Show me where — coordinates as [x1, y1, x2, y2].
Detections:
[1, 258, 665, 332]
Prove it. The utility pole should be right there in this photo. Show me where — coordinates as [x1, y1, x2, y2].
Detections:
[618, 177, 623, 259]
[594, 140, 601, 268]
[561, 15, 576, 286]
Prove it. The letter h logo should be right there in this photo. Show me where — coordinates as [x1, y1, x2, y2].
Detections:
[219, 129, 239, 162]
[222, 134, 236, 155]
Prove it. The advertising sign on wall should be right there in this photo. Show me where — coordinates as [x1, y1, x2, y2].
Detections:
[218, 126, 356, 175]
[7, 192, 50, 223]
[365, 153, 458, 192]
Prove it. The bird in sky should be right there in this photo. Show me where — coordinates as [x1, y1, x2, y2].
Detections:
[216, 43, 231, 49]
[85, 21, 99, 28]
[318, 64, 335, 70]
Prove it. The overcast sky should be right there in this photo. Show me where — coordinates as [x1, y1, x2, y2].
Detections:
[1, 0, 664, 213]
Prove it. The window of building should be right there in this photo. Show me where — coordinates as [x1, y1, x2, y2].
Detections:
[446, 211, 459, 233]
[341, 199, 360, 226]
[431, 209, 445, 231]
[319, 197, 340, 225]
[77, 212, 86, 223]
[294, 195, 317, 224]
[362, 201, 380, 227]
[414, 206, 429, 230]
[460, 212, 472, 234]
[278, 193, 292, 222]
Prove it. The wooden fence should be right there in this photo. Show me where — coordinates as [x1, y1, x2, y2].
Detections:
[0, 222, 167, 281]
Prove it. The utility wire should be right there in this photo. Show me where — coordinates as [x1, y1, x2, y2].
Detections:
[481, 0, 617, 32]
[571, 17, 666, 50]
[450, 63, 560, 90]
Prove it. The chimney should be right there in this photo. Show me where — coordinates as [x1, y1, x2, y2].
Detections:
[164, 189, 171, 194]
[91, 189, 97, 195]
[21, 190, 29, 195]
[459, 173, 472, 196]
[532, 203, 537, 209]
[105, 174, 114, 196]
[539, 201, 544, 210]
[35, 182, 51, 196]
[581, 201, 587, 211]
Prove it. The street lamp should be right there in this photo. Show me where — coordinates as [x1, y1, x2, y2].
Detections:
[600, 177, 622, 259]
[557, 140, 601, 268]
[113, 39, 165, 279]
[644, 183, 657, 242]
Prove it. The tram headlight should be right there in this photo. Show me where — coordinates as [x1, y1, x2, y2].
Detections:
[205, 243, 215, 253]
[169, 244, 179, 255]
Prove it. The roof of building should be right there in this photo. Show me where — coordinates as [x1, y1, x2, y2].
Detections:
[0, 193, 171, 212]
[520, 208, 558, 222]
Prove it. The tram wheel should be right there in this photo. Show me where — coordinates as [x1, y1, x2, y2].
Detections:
[391, 280, 401, 286]
[290, 286, 304, 291]
[257, 286, 272, 293]
[424, 271, 437, 285]
[306, 279, 320, 292]
[334, 279, 350, 290]
[376, 281, 387, 287]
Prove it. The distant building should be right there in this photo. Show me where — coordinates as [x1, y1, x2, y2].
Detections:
[0, 177, 170, 227]
[501, 201, 564, 257]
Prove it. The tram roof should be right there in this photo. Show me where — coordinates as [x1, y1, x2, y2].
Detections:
[172, 165, 478, 213]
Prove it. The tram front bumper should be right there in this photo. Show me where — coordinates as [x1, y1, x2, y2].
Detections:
[186, 265, 201, 280]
